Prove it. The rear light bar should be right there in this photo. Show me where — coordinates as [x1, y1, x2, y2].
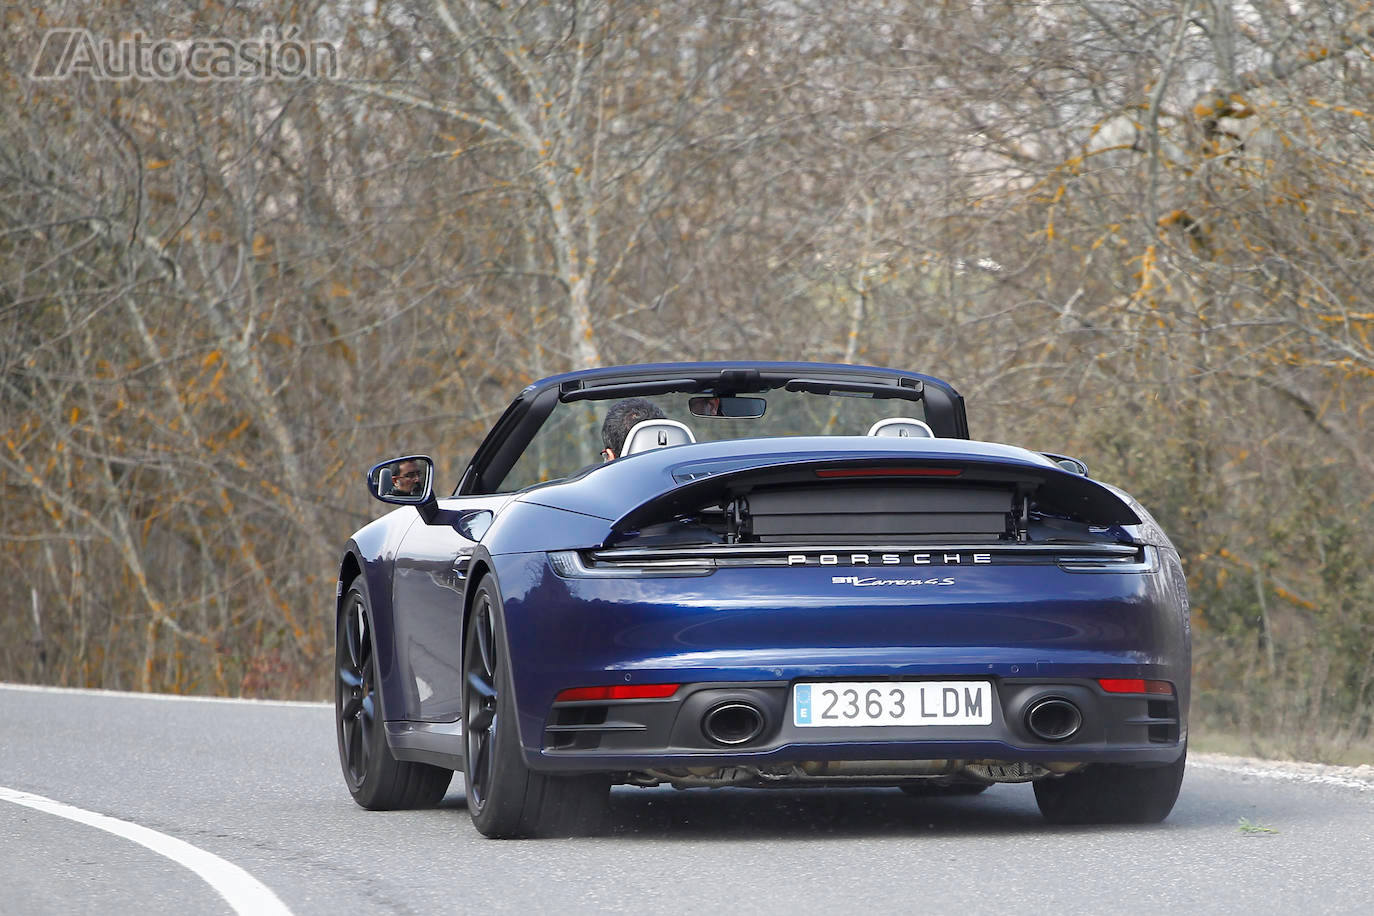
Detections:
[1098, 678, 1174, 695]
[555, 683, 681, 702]
[814, 467, 962, 478]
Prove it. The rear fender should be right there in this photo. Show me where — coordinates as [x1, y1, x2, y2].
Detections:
[482, 501, 615, 555]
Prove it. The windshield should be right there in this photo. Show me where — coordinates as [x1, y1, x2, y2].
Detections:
[501, 390, 928, 492]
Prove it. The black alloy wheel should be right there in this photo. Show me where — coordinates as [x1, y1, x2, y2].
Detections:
[335, 583, 451, 809]
[462, 590, 501, 815]
[1033, 745, 1187, 824]
[462, 575, 609, 838]
[337, 590, 376, 789]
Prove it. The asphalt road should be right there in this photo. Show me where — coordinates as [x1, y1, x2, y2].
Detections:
[3, 684, 1372, 915]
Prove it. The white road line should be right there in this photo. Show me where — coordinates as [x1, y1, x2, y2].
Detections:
[1190, 754, 1374, 792]
[0, 682, 328, 708]
[0, 786, 293, 916]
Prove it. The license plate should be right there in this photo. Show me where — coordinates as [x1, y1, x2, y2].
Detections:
[793, 681, 993, 727]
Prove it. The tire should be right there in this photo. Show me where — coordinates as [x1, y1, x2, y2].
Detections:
[463, 575, 609, 839]
[899, 782, 991, 797]
[336, 582, 452, 810]
[1033, 746, 1187, 825]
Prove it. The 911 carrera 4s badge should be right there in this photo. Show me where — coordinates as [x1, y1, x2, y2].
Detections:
[831, 575, 956, 587]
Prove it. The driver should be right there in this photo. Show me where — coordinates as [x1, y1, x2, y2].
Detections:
[599, 398, 667, 461]
[388, 458, 425, 496]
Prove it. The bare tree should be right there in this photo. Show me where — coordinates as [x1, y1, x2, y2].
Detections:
[2, 0, 1370, 756]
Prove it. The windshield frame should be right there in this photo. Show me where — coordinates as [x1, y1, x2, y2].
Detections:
[456, 362, 968, 496]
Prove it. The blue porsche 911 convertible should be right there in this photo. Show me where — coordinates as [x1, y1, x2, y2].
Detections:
[334, 362, 1190, 837]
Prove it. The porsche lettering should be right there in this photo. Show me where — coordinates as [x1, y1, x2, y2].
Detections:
[788, 552, 992, 566]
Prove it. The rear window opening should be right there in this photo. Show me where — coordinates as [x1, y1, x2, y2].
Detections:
[604, 456, 1141, 551]
[729, 483, 1017, 545]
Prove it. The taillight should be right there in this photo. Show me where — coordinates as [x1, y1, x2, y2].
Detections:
[555, 683, 681, 702]
[1098, 678, 1174, 695]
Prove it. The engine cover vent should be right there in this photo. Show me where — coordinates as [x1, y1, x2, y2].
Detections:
[742, 484, 1014, 544]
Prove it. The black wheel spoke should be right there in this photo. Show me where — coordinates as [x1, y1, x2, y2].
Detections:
[468, 705, 495, 733]
[342, 695, 362, 720]
[466, 670, 496, 700]
[471, 732, 490, 805]
[476, 607, 494, 677]
[337, 596, 379, 789]
[359, 694, 374, 769]
[481, 713, 497, 796]
[344, 716, 362, 774]
[345, 607, 363, 670]
[464, 591, 505, 813]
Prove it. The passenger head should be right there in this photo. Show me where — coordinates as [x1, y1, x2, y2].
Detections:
[600, 397, 667, 460]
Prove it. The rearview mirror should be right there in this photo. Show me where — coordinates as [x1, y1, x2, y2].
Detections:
[689, 396, 766, 418]
[368, 455, 434, 504]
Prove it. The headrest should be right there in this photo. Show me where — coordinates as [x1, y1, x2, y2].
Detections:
[622, 419, 697, 456]
[866, 417, 935, 438]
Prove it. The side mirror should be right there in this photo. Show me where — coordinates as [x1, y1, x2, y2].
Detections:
[368, 455, 435, 505]
[689, 395, 767, 418]
[365, 457, 489, 535]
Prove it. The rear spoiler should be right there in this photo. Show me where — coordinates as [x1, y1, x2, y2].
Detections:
[608, 455, 1141, 540]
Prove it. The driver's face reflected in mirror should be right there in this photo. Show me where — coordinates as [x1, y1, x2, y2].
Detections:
[390, 460, 426, 495]
[368, 454, 434, 505]
[379, 456, 432, 502]
[688, 396, 766, 419]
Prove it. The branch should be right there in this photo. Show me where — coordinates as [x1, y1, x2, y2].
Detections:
[1196, 13, 1374, 112]
[338, 81, 528, 150]
[1147, 1, 1197, 232]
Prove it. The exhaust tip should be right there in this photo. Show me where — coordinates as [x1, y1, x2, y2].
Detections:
[1025, 697, 1082, 742]
[702, 702, 766, 746]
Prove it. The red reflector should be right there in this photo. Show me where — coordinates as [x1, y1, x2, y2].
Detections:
[815, 467, 962, 478]
[555, 683, 680, 702]
[1098, 678, 1174, 695]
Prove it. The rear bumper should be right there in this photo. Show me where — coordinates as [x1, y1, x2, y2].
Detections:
[532, 675, 1185, 773]
[491, 550, 1191, 773]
